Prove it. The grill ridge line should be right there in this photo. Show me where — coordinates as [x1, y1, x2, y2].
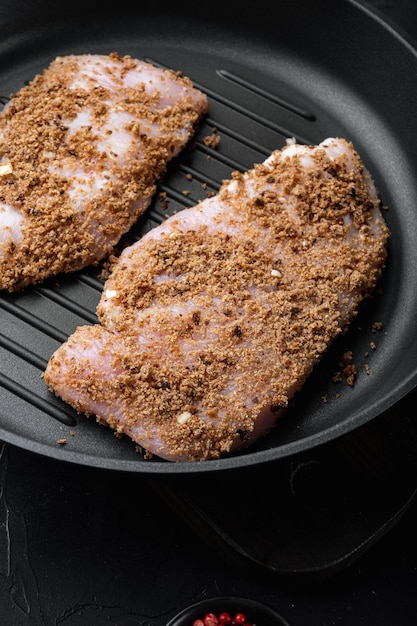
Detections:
[35, 287, 98, 325]
[216, 68, 316, 120]
[0, 371, 77, 427]
[0, 299, 69, 343]
[145, 57, 312, 143]
[0, 332, 48, 370]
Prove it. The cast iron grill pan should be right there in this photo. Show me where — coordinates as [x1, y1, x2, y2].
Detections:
[0, 0, 417, 474]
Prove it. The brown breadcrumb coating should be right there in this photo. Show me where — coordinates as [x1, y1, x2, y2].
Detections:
[45, 142, 389, 461]
[0, 53, 208, 291]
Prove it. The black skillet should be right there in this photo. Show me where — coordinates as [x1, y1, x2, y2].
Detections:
[1, 0, 417, 475]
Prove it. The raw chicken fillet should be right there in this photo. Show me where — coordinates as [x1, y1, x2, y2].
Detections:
[0, 53, 209, 291]
[44, 138, 389, 462]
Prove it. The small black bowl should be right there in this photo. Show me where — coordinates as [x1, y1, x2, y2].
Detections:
[166, 596, 292, 626]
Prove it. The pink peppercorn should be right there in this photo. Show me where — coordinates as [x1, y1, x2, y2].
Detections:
[194, 611, 252, 626]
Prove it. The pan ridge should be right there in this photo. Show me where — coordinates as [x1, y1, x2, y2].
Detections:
[216, 68, 316, 121]
[0, 333, 48, 370]
[201, 118, 272, 158]
[146, 56, 312, 144]
[0, 371, 77, 427]
[35, 287, 99, 325]
[0, 298, 69, 343]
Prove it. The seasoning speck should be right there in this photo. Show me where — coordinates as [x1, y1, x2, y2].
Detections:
[0, 162, 13, 176]
[177, 411, 192, 425]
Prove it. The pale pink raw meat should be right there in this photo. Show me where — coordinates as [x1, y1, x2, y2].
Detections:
[44, 138, 389, 462]
[0, 53, 208, 291]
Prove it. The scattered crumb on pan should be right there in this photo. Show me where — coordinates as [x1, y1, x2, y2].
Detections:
[203, 126, 220, 149]
[324, 319, 385, 402]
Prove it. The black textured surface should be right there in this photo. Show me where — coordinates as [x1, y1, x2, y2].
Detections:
[0, 1, 417, 625]
[152, 399, 417, 584]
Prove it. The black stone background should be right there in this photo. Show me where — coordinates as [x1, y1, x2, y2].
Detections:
[1, 1, 417, 624]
